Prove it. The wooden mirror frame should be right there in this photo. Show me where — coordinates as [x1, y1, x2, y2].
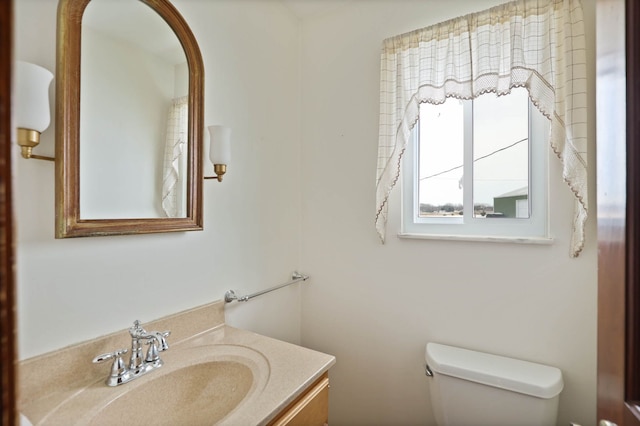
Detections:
[55, 0, 204, 238]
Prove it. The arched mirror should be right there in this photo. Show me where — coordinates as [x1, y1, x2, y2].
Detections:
[55, 0, 204, 237]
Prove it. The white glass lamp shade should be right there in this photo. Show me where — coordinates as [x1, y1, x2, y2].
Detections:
[208, 125, 231, 165]
[15, 61, 54, 132]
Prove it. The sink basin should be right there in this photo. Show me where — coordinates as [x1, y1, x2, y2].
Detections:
[89, 361, 254, 426]
[36, 344, 270, 426]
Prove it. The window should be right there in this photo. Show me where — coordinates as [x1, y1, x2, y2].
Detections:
[401, 88, 550, 240]
[375, 0, 587, 255]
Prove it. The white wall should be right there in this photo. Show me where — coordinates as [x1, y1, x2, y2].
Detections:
[14, 0, 303, 359]
[298, 1, 597, 425]
[15, 0, 598, 424]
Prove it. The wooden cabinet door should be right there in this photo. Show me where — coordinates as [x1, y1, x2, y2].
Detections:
[269, 373, 329, 426]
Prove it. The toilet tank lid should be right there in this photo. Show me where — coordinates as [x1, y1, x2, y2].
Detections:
[425, 343, 563, 399]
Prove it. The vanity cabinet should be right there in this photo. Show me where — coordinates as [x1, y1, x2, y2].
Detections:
[269, 372, 329, 426]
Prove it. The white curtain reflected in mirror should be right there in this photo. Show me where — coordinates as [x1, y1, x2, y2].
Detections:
[162, 96, 188, 217]
[79, 0, 188, 219]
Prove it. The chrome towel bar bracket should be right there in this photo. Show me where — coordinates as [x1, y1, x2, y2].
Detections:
[224, 271, 310, 303]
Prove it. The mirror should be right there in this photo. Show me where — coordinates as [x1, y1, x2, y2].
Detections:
[55, 0, 204, 237]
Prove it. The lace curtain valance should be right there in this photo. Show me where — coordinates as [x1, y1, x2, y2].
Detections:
[375, 0, 587, 256]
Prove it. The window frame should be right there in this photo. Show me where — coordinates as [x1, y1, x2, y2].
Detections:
[400, 93, 552, 243]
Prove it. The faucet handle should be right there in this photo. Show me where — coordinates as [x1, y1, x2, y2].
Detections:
[157, 331, 170, 351]
[93, 348, 129, 377]
[145, 338, 159, 362]
[93, 348, 128, 363]
[93, 348, 132, 387]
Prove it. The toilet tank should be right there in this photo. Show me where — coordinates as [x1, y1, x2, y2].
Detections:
[425, 343, 563, 426]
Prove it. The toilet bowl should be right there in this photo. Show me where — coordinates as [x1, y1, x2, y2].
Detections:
[425, 342, 563, 426]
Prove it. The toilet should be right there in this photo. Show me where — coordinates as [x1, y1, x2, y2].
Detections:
[425, 343, 563, 426]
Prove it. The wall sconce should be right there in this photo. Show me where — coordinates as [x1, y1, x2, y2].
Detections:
[15, 61, 54, 162]
[204, 125, 230, 182]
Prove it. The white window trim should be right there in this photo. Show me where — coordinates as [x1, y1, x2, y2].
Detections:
[399, 97, 552, 244]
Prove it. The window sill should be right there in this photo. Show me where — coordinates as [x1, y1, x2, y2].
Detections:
[397, 232, 554, 245]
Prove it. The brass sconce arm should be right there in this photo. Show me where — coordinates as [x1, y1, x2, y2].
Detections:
[204, 164, 226, 182]
[17, 128, 55, 162]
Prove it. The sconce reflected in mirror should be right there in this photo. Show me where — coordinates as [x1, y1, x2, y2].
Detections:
[205, 125, 230, 182]
[15, 61, 55, 162]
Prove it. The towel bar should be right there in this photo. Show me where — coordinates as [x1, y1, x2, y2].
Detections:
[224, 271, 310, 303]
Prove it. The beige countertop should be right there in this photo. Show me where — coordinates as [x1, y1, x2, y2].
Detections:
[19, 301, 335, 425]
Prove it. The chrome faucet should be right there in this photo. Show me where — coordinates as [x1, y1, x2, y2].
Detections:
[129, 320, 170, 369]
[93, 320, 171, 386]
